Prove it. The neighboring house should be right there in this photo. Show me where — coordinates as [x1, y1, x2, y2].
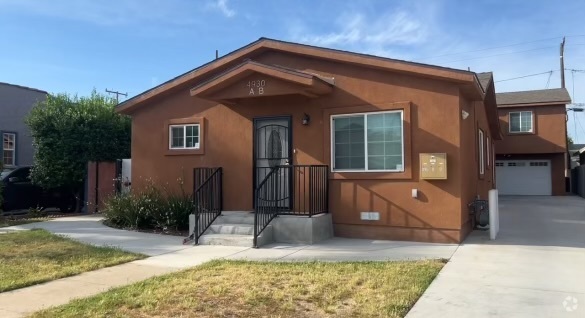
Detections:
[116, 38, 500, 245]
[494, 88, 571, 195]
[574, 146, 585, 165]
[569, 143, 585, 168]
[0, 82, 47, 168]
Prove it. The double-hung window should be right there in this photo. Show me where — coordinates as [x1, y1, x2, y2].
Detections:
[2, 132, 16, 166]
[169, 124, 200, 149]
[332, 110, 404, 172]
[509, 111, 533, 133]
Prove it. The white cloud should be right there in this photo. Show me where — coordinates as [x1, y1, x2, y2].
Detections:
[299, 11, 427, 47]
[208, 0, 236, 18]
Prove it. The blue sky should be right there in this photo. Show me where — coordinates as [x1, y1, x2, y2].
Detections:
[1, 0, 585, 142]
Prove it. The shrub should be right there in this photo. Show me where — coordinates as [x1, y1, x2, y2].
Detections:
[28, 206, 48, 218]
[103, 181, 193, 232]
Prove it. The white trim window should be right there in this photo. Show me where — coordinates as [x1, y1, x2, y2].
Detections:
[2, 132, 16, 166]
[478, 129, 485, 175]
[486, 136, 490, 167]
[509, 111, 533, 133]
[169, 124, 200, 149]
[331, 110, 404, 172]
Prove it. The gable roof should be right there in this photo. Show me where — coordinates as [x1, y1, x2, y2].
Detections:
[476, 72, 493, 92]
[190, 60, 334, 101]
[116, 37, 484, 114]
[0, 82, 48, 95]
[496, 88, 571, 107]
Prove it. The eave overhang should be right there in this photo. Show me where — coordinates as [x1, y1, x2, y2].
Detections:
[189, 61, 334, 103]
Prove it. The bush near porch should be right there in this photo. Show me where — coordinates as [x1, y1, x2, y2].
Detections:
[32, 259, 445, 318]
[103, 182, 192, 233]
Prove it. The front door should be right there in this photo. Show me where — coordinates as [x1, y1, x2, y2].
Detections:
[253, 116, 292, 210]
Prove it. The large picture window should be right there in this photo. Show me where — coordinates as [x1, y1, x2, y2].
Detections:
[332, 110, 404, 172]
[169, 124, 200, 149]
[509, 111, 533, 133]
[2, 132, 16, 166]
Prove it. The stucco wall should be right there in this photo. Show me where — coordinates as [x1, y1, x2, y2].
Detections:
[0, 83, 47, 167]
[129, 51, 491, 243]
[459, 94, 496, 237]
[496, 104, 567, 154]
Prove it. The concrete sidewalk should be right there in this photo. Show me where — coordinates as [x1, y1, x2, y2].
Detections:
[0, 214, 457, 317]
[407, 196, 585, 318]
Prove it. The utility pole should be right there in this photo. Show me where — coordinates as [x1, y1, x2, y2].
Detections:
[560, 37, 566, 88]
[105, 89, 128, 103]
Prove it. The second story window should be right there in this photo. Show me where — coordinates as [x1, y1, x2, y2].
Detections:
[509, 111, 533, 133]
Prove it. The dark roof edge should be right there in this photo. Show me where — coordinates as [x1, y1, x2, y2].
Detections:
[116, 38, 266, 110]
[117, 37, 478, 110]
[258, 37, 475, 76]
[0, 82, 48, 94]
[497, 100, 571, 107]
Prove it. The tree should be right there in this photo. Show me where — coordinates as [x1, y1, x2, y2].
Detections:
[26, 90, 131, 211]
[568, 135, 574, 146]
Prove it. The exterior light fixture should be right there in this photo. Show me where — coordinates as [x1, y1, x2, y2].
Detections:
[461, 110, 470, 120]
[302, 113, 310, 125]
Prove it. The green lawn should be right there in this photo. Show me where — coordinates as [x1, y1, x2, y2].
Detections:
[0, 229, 144, 292]
[32, 259, 445, 318]
[0, 217, 49, 228]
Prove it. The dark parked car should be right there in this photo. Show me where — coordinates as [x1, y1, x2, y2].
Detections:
[1, 166, 76, 212]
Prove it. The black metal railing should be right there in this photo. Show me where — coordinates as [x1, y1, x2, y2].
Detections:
[190, 167, 222, 245]
[254, 165, 328, 247]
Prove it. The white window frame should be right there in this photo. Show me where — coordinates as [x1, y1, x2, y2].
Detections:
[169, 124, 200, 150]
[330, 110, 405, 173]
[508, 111, 533, 133]
[479, 129, 485, 175]
[2, 132, 16, 167]
[486, 136, 490, 167]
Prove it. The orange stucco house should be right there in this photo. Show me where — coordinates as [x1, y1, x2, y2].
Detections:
[494, 88, 571, 196]
[116, 38, 501, 246]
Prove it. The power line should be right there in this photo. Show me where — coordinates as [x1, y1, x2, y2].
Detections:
[545, 71, 553, 88]
[105, 89, 128, 103]
[416, 36, 563, 61]
[572, 71, 576, 101]
[440, 46, 557, 64]
[415, 35, 585, 62]
[575, 115, 585, 140]
[495, 70, 555, 83]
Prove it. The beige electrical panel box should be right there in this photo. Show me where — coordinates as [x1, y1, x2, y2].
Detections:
[420, 153, 447, 180]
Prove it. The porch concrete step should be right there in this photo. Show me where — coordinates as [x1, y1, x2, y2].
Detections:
[207, 223, 254, 235]
[198, 234, 254, 247]
[215, 212, 255, 225]
[198, 224, 273, 247]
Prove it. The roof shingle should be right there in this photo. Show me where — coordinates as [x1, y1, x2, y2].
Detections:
[496, 88, 571, 106]
[476, 72, 493, 92]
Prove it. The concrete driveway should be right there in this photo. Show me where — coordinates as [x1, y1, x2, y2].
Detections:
[407, 196, 585, 318]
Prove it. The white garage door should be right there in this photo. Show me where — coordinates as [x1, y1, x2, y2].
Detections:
[496, 160, 552, 195]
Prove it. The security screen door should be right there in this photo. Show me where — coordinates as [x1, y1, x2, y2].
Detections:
[253, 117, 292, 210]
